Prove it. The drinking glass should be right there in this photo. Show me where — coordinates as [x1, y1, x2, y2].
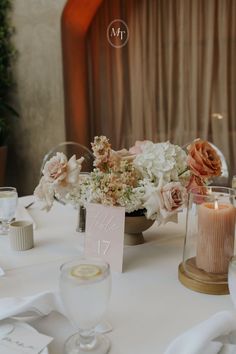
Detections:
[228, 256, 236, 307]
[227, 256, 236, 343]
[0, 187, 18, 235]
[59, 257, 111, 354]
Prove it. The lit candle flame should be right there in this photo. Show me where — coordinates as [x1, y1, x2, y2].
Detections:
[214, 199, 219, 210]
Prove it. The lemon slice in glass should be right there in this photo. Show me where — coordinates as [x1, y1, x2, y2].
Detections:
[70, 264, 102, 280]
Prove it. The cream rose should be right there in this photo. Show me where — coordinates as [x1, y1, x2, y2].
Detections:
[34, 176, 55, 211]
[66, 155, 84, 185]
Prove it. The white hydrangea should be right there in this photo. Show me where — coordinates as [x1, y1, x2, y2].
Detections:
[65, 174, 93, 207]
[118, 185, 145, 213]
[134, 141, 187, 184]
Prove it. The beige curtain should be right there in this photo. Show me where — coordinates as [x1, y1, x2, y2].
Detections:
[87, 0, 236, 177]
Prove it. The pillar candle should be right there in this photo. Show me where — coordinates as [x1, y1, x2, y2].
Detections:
[196, 202, 235, 273]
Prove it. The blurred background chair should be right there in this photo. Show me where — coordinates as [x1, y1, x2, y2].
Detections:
[182, 142, 229, 187]
[39, 141, 94, 177]
[209, 144, 229, 186]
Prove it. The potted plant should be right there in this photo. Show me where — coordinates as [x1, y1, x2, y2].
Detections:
[0, 0, 18, 185]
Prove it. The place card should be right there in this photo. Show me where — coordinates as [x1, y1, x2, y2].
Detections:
[0, 322, 53, 354]
[85, 203, 125, 272]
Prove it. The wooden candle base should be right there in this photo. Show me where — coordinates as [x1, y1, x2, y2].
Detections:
[178, 258, 229, 295]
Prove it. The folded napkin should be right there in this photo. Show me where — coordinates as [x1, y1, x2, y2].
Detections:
[164, 311, 236, 354]
[0, 291, 112, 333]
[0, 291, 64, 321]
[15, 202, 37, 229]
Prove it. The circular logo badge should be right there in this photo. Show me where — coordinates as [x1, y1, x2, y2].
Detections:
[107, 19, 129, 48]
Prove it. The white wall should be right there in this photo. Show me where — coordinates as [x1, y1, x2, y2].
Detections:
[8, 0, 67, 195]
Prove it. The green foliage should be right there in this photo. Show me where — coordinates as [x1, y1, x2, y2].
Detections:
[0, 0, 18, 146]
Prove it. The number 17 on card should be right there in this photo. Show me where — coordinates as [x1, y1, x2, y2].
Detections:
[97, 240, 111, 256]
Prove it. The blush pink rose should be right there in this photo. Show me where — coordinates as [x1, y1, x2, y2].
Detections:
[43, 152, 84, 186]
[159, 182, 187, 215]
[129, 140, 149, 155]
[187, 140, 222, 180]
[43, 152, 68, 183]
[144, 182, 187, 222]
[112, 148, 136, 162]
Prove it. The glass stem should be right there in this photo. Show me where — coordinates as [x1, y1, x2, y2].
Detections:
[78, 329, 96, 350]
[76, 205, 86, 232]
[0, 221, 9, 235]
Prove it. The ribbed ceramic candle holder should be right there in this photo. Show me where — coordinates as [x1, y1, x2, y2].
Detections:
[9, 220, 34, 251]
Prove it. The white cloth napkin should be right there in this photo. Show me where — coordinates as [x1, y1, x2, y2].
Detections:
[164, 311, 236, 354]
[0, 291, 64, 321]
[15, 202, 37, 229]
[0, 291, 112, 334]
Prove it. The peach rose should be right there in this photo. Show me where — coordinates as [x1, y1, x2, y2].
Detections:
[186, 174, 205, 192]
[187, 140, 222, 180]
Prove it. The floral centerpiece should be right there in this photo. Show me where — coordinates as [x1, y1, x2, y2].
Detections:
[34, 137, 222, 225]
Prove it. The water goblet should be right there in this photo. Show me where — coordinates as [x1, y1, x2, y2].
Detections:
[227, 256, 236, 343]
[0, 187, 18, 235]
[59, 257, 111, 354]
[228, 256, 236, 306]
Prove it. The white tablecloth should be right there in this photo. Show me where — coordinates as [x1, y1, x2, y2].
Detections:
[0, 196, 234, 354]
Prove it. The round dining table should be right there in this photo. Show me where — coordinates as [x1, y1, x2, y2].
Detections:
[0, 196, 234, 354]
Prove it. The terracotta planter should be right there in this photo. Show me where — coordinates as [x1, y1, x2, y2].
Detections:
[0, 146, 7, 186]
[124, 215, 155, 245]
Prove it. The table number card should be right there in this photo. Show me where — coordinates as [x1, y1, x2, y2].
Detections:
[85, 203, 125, 272]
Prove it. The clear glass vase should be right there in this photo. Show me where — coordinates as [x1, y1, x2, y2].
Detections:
[179, 186, 236, 295]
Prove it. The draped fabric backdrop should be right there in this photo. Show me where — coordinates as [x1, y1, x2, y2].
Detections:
[87, 0, 236, 178]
